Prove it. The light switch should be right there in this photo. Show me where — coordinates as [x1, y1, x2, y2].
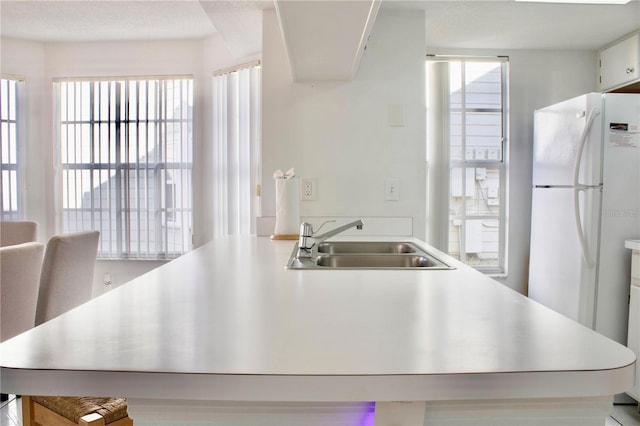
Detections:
[385, 178, 400, 201]
[388, 104, 405, 127]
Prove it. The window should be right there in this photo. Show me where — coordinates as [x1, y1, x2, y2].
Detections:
[56, 77, 193, 259]
[426, 58, 509, 275]
[1, 77, 24, 220]
[212, 62, 261, 237]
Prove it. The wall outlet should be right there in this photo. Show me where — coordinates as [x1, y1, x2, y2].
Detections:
[301, 178, 316, 201]
[385, 178, 400, 201]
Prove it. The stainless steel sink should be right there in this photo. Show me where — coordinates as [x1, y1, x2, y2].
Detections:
[317, 241, 417, 254]
[286, 241, 454, 270]
[316, 254, 443, 268]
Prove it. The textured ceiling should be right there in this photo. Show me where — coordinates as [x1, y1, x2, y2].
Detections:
[1, 0, 639, 51]
[199, 1, 268, 57]
[418, 0, 640, 50]
[0, 1, 218, 42]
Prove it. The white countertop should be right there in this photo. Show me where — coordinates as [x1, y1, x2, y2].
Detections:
[625, 239, 640, 251]
[0, 236, 635, 402]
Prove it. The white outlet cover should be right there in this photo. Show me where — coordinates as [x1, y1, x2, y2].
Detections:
[301, 178, 316, 201]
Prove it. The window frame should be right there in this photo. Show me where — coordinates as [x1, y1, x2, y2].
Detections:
[0, 75, 26, 221]
[54, 76, 194, 260]
[426, 56, 509, 276]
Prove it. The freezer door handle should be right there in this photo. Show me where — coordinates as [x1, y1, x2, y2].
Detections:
[572, 107, 600, 188]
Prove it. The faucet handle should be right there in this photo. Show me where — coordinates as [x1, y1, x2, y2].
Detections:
[312, 220, 336, 235]
[299, 222, 314, 237]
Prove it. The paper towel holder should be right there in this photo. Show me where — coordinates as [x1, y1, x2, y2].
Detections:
[271, 173, 300, 240]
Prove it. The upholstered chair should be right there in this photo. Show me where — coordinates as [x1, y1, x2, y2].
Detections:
[0, 241, 45, 402]
[25, 230, 133, 425]
[0, 220, 38, 247]
[0, 241, 45, 341]
[35, 230, 100, 325]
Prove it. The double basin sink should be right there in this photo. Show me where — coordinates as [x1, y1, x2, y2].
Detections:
[286, 241, 454, 270]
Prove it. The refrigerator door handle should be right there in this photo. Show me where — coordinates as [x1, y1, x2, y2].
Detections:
[572, 107, 599, 267]
[572, 108, 600, 187]
[574, 188, 594, 267]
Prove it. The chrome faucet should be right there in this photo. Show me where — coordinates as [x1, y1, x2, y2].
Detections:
[297, 219, 364, 259]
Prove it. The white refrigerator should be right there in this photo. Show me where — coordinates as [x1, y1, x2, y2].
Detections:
[529, 92, 640, 345]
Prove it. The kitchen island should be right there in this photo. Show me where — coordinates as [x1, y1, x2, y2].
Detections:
[0, 236, 635, 425]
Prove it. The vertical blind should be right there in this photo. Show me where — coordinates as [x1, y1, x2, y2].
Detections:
[56, 77, 194, 259]
[0, 77, 23, 221]
[212, 62, 261, 237]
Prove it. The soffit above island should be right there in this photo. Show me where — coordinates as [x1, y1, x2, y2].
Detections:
[274, 0, 381, 82]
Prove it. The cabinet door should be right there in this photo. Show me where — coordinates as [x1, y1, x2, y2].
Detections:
[600, 33, 639, 91]
[628, 284, 640, 401]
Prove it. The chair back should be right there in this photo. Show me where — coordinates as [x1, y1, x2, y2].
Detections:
[35, 231, 100, 325]
[0, 221, 38, 247]
[1, 242, 45, 341]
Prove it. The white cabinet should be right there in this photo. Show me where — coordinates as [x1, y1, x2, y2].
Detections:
[599, 32, 640, 93]
[629, 285, 639, 400]
[625, 241, 640, 401]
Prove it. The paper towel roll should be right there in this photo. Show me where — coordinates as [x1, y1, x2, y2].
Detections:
[273, 178, 300, 239]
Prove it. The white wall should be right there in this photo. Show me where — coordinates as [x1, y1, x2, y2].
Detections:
[261, 8, 427, 238]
